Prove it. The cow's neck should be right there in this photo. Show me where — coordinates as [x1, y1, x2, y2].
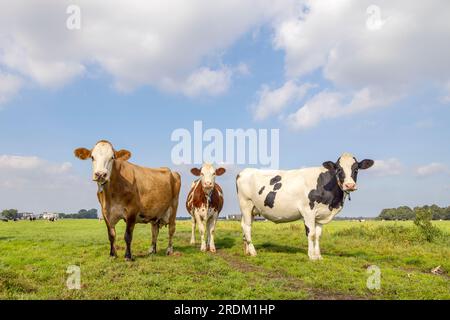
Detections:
[97, 161, 121, 194]
[329, 176, 345, 208]
[308, 171, 345, 211]
[195, 179, 213, 208]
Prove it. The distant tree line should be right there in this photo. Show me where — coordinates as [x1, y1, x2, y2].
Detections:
[59, 209, 98, 219]
[378, 205, 450, 220]
[1, 209, 19, 220]
[1, 208, 98, 220]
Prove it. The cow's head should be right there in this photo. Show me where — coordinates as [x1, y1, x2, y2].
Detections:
[74, 140, 131, 185]
[191, 163, 225, 193]
[322, 153, 374, 192]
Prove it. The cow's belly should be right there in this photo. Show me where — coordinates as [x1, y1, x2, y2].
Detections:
[253, 197, 302, 223]
[137, 205, 172, 225]
[260, 210, 302, 223]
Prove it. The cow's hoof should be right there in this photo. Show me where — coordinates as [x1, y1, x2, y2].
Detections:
[309, 255, 322, 261]
[247, 244, 257, 257]
[166, 247, 173, 256]
[200, 244, 207, 252]
[125, 256, 134, 262]
[209, 247, 217, 253]
[149, 249, 157, 255]
[190, 241, 195, 245]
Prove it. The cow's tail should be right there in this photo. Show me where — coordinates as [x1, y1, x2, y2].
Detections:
[235, 173, 241, 195]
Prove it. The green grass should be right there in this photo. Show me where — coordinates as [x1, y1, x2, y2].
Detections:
[0, 219, 449, 300]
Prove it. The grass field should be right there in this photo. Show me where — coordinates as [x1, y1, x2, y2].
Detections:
[0, 219, 449, 300]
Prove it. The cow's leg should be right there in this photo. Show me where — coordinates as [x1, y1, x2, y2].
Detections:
[166, 220, 176, 256]
[194, 212, 207, 252]
[166, 211, 177, 256]
[149, 222, 159, 254]
[167, 172, 181, 256]
[314, 224, 323, 260]
[304, 214, 318, 260]
[107, 225, 117, 258]
[124, 218, 136, 261]
[239, 200, 256, 256]
[206, 213, 218, 253]
[190, 216, 196, 245]
[166, 193, 179, 256]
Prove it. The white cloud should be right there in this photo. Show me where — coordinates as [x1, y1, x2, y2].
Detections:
[252, 81, 314, 120]
[0, 155, 43, 170]
[0, 73, 22, 105]
[415, 163, 449, 177]
[163, 66, 233, 97]
[270, 0, 450, 128]
[0, 0, 299, 99]
[440, 81, 450, 104]
[370, 158, 403, 176]
[0, 155, 95, 213]
[286, 87, 397, 130]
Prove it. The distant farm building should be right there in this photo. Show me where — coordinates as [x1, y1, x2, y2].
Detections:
[41, 212, 59, 221]
[20, 212, 36, 220]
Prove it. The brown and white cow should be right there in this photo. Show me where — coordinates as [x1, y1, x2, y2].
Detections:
[186, 163, 225, 253]
[74, 140, 181, 260]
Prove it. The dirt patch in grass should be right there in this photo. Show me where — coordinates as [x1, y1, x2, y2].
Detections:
[216, 251, 368, 300]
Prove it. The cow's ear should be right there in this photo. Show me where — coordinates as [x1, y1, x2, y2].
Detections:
[115, 149, 131, 161]
[74, 148, 91, 160]
[322, 161, 336, 171]
[215, 167, 226, 176]
[190, 168, 201, 176]
[358, 159, 374, 170]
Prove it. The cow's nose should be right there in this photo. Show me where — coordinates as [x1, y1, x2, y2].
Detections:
[95, 172, 107, 180]
[344, 183, 356, 190]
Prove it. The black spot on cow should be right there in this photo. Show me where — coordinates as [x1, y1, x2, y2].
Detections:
[235, 174, 240, 193]
[258, 186, 265, 195]
[264, 191, 277, 208]
[273, 182, 282, 191]
[351, 161, 359, 182]
[305, 224, 310, 237]
[269, 175, 281, 185]
[308, 170, 344, 211]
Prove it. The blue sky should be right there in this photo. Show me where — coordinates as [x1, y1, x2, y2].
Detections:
[0, 0, 449, 217]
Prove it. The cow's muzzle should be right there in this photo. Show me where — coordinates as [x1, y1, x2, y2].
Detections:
[343, 182, 357, 192]
[93, 172, 108, 184]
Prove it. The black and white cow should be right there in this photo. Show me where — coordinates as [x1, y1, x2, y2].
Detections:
[236, 153, 374, 260]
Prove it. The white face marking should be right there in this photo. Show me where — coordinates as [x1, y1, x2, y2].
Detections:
[338, 153, 358, 191]
[91, 142, 115, 183]
[200, 163, 216, 192]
